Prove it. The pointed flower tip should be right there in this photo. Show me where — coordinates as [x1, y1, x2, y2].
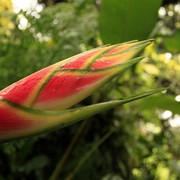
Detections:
[144, 87, 168, 96]
[105, 39, 152, 57]
[142, 39, 154, 43]
[153, 86, 171, 94]
[135, 39, 153, 49]
[139, 87, 170, 98]
[119, 56, 144, 67]
[114, 87, 167, 106]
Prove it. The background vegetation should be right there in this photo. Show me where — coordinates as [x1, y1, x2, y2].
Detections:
[0, 0, 180, 179]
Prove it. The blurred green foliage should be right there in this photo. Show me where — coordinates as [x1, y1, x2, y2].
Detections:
[0, 0, 180, 180]
[0, 2, 98, 89]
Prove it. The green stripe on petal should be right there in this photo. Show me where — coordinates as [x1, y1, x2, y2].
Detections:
[33, 57, 144, 110]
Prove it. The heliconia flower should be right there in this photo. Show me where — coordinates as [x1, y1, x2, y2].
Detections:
[0, 39, 163, 142]
[0, 40, 150, 110]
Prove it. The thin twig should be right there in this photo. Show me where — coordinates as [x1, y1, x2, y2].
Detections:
[64, 128, 117, 180]
[49, 120, 90, 180]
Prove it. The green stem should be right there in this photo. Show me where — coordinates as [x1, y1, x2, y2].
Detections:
[64, 128, 117, 180]
[49, 120, 90, 180]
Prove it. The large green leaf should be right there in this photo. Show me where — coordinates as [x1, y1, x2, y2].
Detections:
[99, 0, 162, 43]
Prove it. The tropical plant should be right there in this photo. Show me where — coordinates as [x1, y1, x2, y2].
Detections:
[0, 0, 179, 180]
